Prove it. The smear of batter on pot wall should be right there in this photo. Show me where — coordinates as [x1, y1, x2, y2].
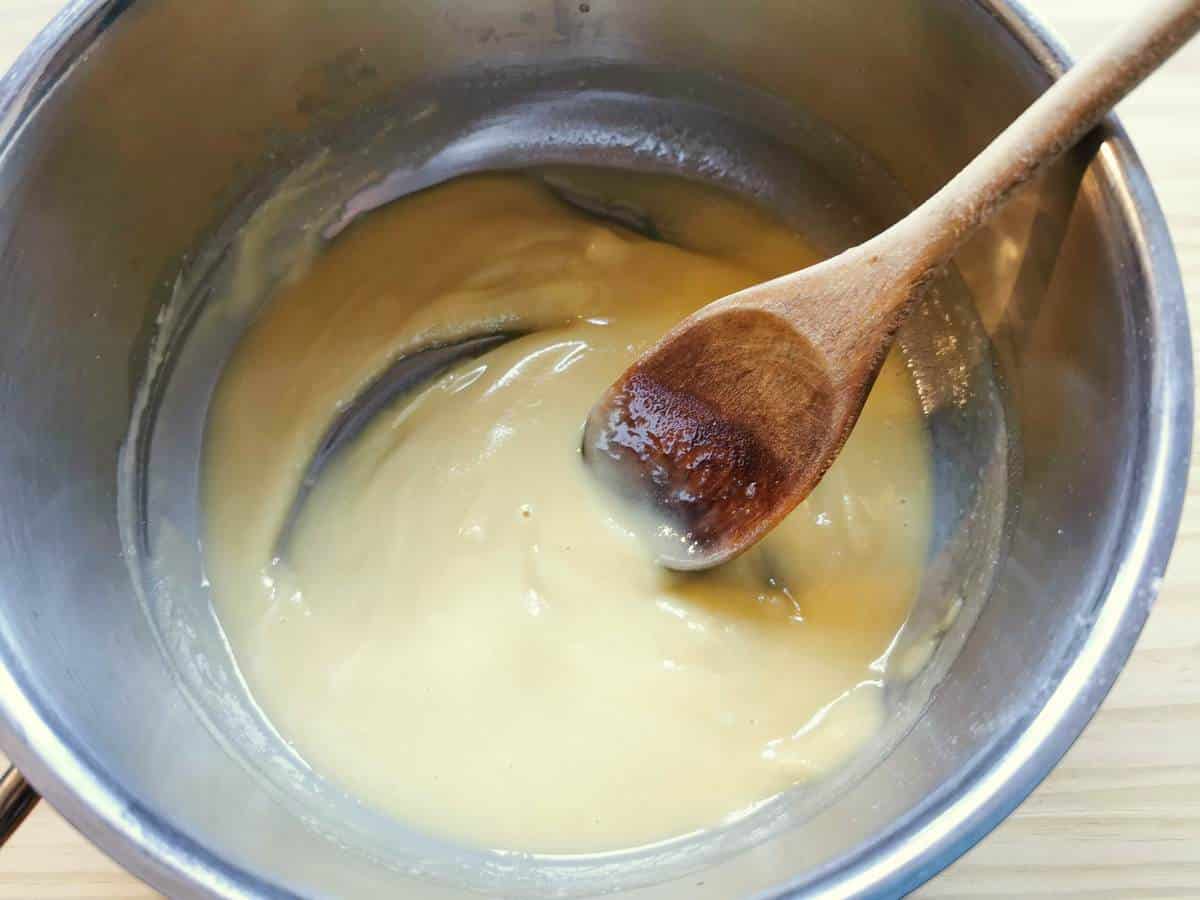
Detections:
[202, 170, 932, 853]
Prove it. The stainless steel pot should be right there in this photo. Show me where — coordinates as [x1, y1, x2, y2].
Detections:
[0, 1, 1191, 897]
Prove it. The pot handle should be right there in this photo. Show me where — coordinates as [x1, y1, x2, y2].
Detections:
[0, 766, 39, 845]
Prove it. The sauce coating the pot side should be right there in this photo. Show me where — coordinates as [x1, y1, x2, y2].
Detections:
[202, 171, 932, 852]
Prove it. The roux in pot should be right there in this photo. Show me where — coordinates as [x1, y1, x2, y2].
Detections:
[202, 171, 932, 852]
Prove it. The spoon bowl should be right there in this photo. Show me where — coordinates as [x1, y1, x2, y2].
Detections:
[584, 304, 840, 570]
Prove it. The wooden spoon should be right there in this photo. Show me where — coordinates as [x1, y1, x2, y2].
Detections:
[583, 0, 1200, 571]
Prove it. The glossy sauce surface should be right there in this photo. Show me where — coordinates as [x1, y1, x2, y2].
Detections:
[203, 172, 932, 852]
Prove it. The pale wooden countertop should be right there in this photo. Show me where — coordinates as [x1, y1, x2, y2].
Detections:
[0, 1, 1196, 897]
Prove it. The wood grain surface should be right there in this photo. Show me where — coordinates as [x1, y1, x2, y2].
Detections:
[0, 1, 1196, 897]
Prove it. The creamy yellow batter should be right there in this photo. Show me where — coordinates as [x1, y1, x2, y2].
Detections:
[203, 171, 931, 853]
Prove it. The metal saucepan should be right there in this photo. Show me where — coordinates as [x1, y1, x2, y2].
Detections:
[0, 0, 1191, 896]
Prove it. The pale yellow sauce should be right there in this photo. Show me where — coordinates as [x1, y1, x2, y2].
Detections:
[203, 172, 931, 852]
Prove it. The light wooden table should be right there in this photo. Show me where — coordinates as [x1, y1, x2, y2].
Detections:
[0, 1, 1196, 897]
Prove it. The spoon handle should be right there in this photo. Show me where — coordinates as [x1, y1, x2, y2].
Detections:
[884, 0, 1200, 279]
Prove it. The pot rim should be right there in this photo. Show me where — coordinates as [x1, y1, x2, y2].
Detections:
[0, 2, 1191, 897]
